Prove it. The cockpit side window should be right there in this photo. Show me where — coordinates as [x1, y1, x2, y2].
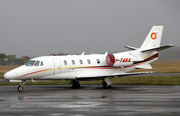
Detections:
[25, 60, 36, 66]
[34, 61, 40, 66]
[40, 61, 44, 66]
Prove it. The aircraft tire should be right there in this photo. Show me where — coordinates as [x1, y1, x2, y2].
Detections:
[18, 86, 23, 92]
[102, 81, 112, 88]
[71, 80, 81, 88]
[72, 83, 81, 88]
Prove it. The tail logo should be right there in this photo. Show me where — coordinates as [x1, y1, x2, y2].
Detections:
[151, 33, 157, 40]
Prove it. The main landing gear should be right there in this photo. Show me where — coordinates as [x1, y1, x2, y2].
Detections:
[71, 80, 81, 88]
[18, 80, 26, 92]
[70, 78, 112, 88]
[102, 78, 112, 88]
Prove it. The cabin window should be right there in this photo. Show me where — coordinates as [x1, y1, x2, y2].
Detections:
[34, 61, 40, 66]
[87, 59, 91, 64]
[79, 60, 83, 64]
[72, 60, 75, 65]
[25, 60, 36, 66]
[64, 60, 67, 65]
[97, 59, 100, 64]
[40, 61, 44, 66]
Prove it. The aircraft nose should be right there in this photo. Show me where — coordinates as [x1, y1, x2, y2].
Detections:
[4, 71, 17, 79]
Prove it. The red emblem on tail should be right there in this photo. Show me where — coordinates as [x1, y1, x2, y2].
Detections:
[151, 33, 156, 40]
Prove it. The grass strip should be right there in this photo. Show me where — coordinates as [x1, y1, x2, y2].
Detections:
[0, 65, 20, 74]
[135, 60, 180, 73]
[110, 75, 180, 85]
[0, 75, 4, 79]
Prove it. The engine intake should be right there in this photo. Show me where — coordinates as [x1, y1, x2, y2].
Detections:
[106, 54, 142, 67]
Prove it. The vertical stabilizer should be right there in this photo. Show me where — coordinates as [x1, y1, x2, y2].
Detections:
[140, 26, 163, 51]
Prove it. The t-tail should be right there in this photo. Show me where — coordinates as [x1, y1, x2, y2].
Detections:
[136, 26, 174, 69]
[139, 26, 174, 54]
[123, 25, 174, 69]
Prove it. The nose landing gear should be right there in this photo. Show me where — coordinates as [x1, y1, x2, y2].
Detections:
[18, 80, 26, 92]
[18, 86, 23, 92]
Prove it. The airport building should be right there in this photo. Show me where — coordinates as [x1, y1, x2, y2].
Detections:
[0, 54, 29, 65]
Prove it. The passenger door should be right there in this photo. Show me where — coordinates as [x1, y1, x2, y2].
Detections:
[53, 59, 61, 77]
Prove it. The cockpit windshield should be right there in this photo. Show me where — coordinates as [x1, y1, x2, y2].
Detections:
[25, 60, 44, 66]
[25, 60, 36, 66]
[34, 61, 40, 66]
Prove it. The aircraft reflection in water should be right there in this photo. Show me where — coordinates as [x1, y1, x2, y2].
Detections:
[4, 26, 174, 92]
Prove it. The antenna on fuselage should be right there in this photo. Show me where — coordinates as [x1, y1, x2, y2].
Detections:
[81, 52, 85, 55]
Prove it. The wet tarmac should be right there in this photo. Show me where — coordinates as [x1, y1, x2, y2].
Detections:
[0, 85, 180, 116]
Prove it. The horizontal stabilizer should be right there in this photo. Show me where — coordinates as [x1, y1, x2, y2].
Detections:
[135, 64, 152, 69]
[142, 45, 174, 52]
[76, 72, 154, 81]
[124, 45, 138, 50]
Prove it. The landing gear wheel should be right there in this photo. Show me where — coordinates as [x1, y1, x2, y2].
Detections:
[18, 80, 26, 92]
[71, 80, 81, 88]
[18, 86, 23, 92]
[102, 81, 112, 88]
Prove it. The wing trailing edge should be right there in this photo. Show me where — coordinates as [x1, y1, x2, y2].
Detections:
[76, 72, 154, 81]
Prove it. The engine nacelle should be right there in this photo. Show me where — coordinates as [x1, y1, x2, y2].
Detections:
[106, 54, 142, 67]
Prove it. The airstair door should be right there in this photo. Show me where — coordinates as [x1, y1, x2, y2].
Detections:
[53, 59, 61, 77]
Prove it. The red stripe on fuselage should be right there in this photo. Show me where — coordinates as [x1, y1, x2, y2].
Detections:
[18, 68, 53, 78]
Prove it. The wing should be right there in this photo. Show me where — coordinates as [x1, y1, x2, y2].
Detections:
[76, 72, 153, 81]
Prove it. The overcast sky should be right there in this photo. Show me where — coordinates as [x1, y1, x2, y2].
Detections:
[0, 0, 180, 57]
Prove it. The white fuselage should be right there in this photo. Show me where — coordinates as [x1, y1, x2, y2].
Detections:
[5, 52, 139, 81]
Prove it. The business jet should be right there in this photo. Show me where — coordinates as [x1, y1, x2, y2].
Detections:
[4, 26, 174, 92]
